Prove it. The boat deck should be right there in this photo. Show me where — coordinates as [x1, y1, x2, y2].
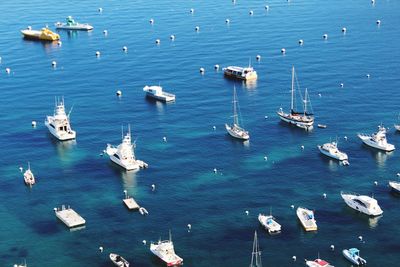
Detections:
[55, 205, 85, 228]
[123, 197, 140, 210]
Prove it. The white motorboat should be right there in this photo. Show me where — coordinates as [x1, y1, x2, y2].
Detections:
[297, 207, 317, 231]
[55, 16, 93, 30]
[223, 65, 257, 81]
[45, 98, 76, 141]
[342, 248, 367, 265]
[305, 258, 334, 267]
[143, 85, 175, 102]
[23, 162, 35, 186]
[341, 191, 383, 216]
[13, 260, 27, 267]
[225, 86, 249, 140]
[357, 125, 395, 152]
[277, 66, 314, 130]
[258, 213, 281, 234]
[109, 253, 130, 267]
[318, 139, 348, 161]
[389, 181, 400, 193]
[150, 232, 183, 266]
[249, 231, 262, 267]
[106, 125, 148, 171]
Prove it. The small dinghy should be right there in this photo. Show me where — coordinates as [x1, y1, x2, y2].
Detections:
[110, 253, 130, 267]
[139, 207, 149, 215]
[305, 258, 334, 267]
[342, 248, 366, 265]
[317, 124, 327, 129]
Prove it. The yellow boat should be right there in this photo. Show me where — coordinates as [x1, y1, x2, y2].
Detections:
[21, 27, 60, 41]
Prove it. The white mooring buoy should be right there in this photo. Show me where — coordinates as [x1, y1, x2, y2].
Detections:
[151, 184, 156, 191]
[323, 34, 328, 39]
[249, 10, 254, 15]
[195, 26, 200, 32]
[292, 256, 297, 261]
[323, 193, 327, 198]
[374, 181, 378, 186]
[149, 18, 154, 24]
[281, 48, 286, 54]
[340, 83, 344, 88]
[98, 7, 103, 13]
[187, 224, 192, 231]
[122, 46, 128, 52]
[376, 20, 381, 25]
[5, 68, 11, 74]
[51, 61, 57, 67]
[190, 8, 194, 14]
[99, 246, 103, 253]
[116, 90, 122, 96]
[256, 55, 261, 61]
[213, 168, 217, 173]
[225, 19, 230, 24]
[163, 136, 167, 142]
[290, 205, 295, 209]
[32, 121, 37, 127]
[57, 41, 62, 46]
[330, 245, 335, 251]
[214, 64, 219, 70]
[299, 39, 304, 45]
[142, 240, 147, 245]
[155, 39, 160, 45]
[213, 125, 216, 130]
[358, 235, 363, 241]
[199, 67, 205, 74]
[245, 210, 249, 215]
[103, 30, 108, 35]
[342, 27, 347, 33]
[95, 51, 101, 57]
[170, 35, 175, 40]
[265, 5, 269, 11]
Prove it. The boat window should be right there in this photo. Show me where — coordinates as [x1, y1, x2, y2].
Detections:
[59, 127, 64, 131]
[114, 154, 120, 159]
[353, 199, 367, 208]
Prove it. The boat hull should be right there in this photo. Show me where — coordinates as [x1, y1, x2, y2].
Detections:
[342, 250, 366, 266]
[224, 71, 257, 81]
[145, 92, 175, 102]
[45, 120, 76, 141]
[389, 181, 400, 193]
[358, 135, 395, 152]
[296, 207, 317, 231]
[56, 24, 93, 31]
[225, 124, 249, 140]
[341, 193, 383, 216]
[277, 111, 314, 130]
[21, 30, 59, 41]
[318, 145, 348, 161]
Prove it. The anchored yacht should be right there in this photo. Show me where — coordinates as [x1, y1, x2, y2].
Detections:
[45, 98, 76, 141]
[318, 139, 348, 162]
[342, 248, 367, 266]
[357, 126, 395, 152]
[223, 65, 257, 81]
[341, 192, 383, 216]
[106, 125, 148, 171]
[297, 207, 317, 231]
[277, 66, 314, 130]
[150, 232, 183, 266]
[55, 16, 93, 31]
[109, 253, 129, 267]
[143, 85, 175, 102]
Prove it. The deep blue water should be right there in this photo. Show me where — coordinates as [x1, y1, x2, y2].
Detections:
[0, 0, 399, 266]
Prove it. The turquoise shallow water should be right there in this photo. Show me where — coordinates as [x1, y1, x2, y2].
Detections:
[0, 0, 400, 266]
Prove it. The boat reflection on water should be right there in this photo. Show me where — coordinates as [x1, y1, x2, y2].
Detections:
[374, 150, 392, 167]
[368, 214, 383, 229]
[52, 139, 77, 161]
[121, 169, 138, 189]
[244, 79, 257, 90]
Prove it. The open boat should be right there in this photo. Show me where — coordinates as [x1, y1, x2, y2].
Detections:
[55, 16, 93, 30]
[342, 248, 367, 265]
[225, 86, 249, 140]
[341, 191, 383, 216]
[21, 27, 60, 41]
[305, 258, 334, 267]
[249, 231, 262, 267]
[357, 125, 395, 152]
[277, 66, 314, 130]
[258, 212, 281, 234]
[110, 253, 130, 267]
[150, 231, 183, 266]
[23, 162, 35, 186]
[297, 207, 317, 231]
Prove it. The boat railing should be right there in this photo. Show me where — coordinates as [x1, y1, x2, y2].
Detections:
[162, 92, 175, 97]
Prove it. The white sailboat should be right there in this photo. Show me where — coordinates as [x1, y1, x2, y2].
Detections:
[277, 66, 314, 130]
[106, 125, 148, 171]
[45, 97, 76, 141]
[225, 86, 249, 140]
[249, 231, 262, 267]
[23, 162, 35, 186]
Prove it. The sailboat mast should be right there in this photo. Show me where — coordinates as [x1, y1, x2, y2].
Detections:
[291, 66, 295, 112]
[304, 88, 308, 115]
[233, 87, 239, 126]
[250, 231, 262, 267]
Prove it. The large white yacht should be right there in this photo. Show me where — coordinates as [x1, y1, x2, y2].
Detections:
[223, 65, 257, 81]
[106, 125, 148, 171]
[341, 192, 383, 216]
[357, 126, 395, 152]
[318, 140, 348, 162]
[45, 98, 76, 141]
[277, 66, 314, 130]
[150, 232, 183, 266]
[143, 85, 175, 102]
[296, 207, 317, 231]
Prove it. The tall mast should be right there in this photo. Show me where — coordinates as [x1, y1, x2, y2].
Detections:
[233, 86, 238, 125]
[304, 88, 308, 115]
[291, 66, 295, 111]
[250, 231, 262, 267]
